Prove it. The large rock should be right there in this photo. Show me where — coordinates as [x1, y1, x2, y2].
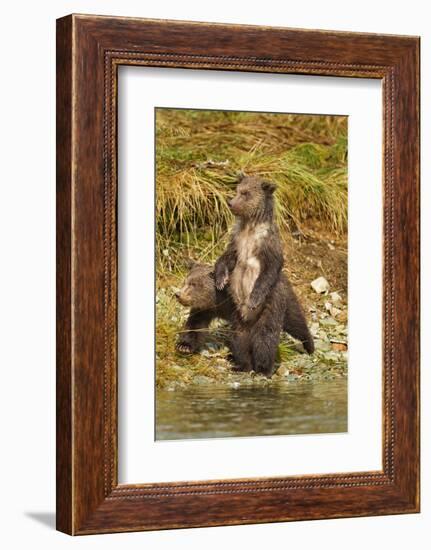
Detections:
[311, 276, 330, 294]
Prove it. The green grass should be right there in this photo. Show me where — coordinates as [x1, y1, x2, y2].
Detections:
[156, 108, 347, 274]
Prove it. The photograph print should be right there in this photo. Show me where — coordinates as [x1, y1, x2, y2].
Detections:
[155, 107, 348, 441]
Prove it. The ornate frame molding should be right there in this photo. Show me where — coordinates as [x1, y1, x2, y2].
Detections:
[57, 15, 419, 534]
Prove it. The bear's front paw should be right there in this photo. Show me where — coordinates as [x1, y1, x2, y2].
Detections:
[247, 293, 262, 310]
[176, 342, 193, 355]
[215, 267, 229, 291]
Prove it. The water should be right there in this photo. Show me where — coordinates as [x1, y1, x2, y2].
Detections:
[156, 378, 347, 440]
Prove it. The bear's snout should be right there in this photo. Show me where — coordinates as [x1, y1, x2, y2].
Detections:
[228, 198, 240, 213]
[175, 288, 191, 307]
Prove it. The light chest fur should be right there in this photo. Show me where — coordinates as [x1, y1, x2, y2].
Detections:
[230, 222, 269, 318]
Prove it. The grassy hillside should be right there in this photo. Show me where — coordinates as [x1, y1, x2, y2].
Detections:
[156, 108, 347, 275]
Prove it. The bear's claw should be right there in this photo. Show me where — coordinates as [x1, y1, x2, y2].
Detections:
[176, 343, 192, 354]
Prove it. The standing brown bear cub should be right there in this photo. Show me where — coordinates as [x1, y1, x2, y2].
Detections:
[176, 176, 314, 376]
[215, 176, 313, 376]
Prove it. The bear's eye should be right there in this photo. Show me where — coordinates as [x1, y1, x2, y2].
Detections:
[240, 190, 249, 198]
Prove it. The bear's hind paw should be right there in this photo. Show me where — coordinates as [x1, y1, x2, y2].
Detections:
[176, 343, 193, 355]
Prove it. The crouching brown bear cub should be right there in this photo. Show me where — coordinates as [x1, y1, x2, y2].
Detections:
[176, 261, 314, 361]
[214, 175, 314, 376]
[175, 262, 235, 354]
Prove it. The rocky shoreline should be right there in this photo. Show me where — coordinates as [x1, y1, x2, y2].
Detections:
[156, 295, 348, 391]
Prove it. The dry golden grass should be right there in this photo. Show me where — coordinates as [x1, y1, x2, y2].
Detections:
[156, 108, 347, 274]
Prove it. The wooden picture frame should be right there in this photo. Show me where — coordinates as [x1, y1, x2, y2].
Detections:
[56, 14, 420, 535]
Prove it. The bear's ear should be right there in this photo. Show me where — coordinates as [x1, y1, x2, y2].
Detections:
[236, 170, 246, 182]
[185, 257, 198, 270]
[262, 180, 276, 194]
